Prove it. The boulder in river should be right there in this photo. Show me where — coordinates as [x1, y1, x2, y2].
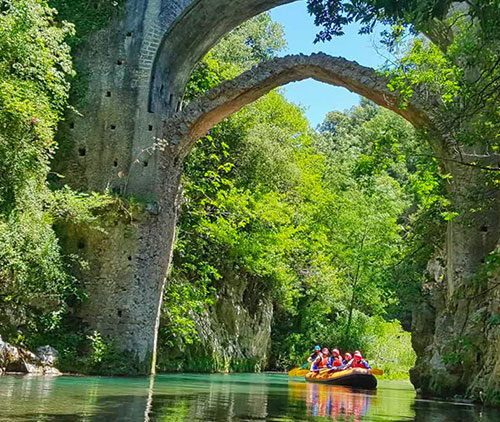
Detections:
[0, 336, 61, 375]
[36, 345, 59, 366]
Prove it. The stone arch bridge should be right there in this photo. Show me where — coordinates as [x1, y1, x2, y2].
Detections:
[55, 0, 498, 401]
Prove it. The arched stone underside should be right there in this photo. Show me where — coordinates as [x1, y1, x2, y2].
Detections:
[160, 53, 434, 160]
[149, 0, 299, 115]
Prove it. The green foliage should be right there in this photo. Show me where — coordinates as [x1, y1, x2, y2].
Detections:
[385, 5, 500, 169]
[0, 1, 114, 352]
[158, 12, 446, 377]
[185, 13, 286, 102]
[309, 1, 500, 187]
[48, 0, 125, 48]
[318, 100, 446, 326]
[385, 39, 460, 107]
[306, 1, 499, 47]
[363, 316, 416, 379]
[0, 0, 74, 212]
[272, 311, 415, 378]
[161, 23, 427, 377]
[306, 0, 453, 42]
[0, 0, 73, 339]
[49, 329, 134, 375]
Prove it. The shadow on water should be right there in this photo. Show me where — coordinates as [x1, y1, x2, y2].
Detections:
[1, 374, 499, 421]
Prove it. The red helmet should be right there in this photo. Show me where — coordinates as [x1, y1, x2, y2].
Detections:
[344, 352, 352, 360]
[332, 348, 340, 356]
[322, 347, 329, 355]
[354, 350, 362, 359]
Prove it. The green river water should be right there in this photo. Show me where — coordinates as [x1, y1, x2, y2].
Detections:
[1, 373, 499, 421]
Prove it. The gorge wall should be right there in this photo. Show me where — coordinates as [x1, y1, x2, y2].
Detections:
[53, 0, 499, 404]
[158, 273, 273, 372]
[410, 159, 500, 404]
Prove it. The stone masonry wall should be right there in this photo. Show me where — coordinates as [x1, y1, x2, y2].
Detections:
[54, 0, 298, 374]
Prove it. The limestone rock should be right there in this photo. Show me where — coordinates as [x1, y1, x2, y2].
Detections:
[36, 345, 59, 366]
[0, 336, 61, 375]
[160, 272, 273, 372]
[0, 335, 20, 369]
[410, 165, 500, 406]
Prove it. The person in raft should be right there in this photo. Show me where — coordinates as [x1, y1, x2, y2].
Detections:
[308, 345, 322, 367]
[312, 347, 330, 372]
[342, 352, 352, 366]
[345, 350, 372, 370]
[328, 348, 344, 369]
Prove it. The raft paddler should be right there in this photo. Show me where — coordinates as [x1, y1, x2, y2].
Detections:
[342, 352, 352, 365]
[307, 345, 321, 367]
[311, 347, 330, 372]
[328, 348, 344, 369]
[345, 350, 372, 370]
[319, 348, 330, 368]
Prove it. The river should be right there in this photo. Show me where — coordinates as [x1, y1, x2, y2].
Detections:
[0, 373, 498, 421]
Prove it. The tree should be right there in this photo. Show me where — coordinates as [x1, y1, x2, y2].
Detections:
[0, 0, 109, 348]
[0, 0, 75, 340]
[184, 13, 286, 102]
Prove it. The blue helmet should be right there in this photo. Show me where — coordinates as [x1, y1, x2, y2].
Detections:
[314, 345, 321, 351]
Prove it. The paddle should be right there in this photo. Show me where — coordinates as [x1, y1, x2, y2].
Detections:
[317, 367, 384, 376]
[288, 363, 310, 377]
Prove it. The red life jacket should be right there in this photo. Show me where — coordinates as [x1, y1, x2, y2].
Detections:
[320, 355, 330, 368]
[332, 356, 343, 367]
[352, 359, 369, 368]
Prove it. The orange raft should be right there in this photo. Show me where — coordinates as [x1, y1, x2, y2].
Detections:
[305, 368, 377, 389]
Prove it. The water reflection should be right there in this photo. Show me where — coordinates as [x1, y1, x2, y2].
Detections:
[289, 381, 375, 420]
[1, 375, 153, 421]
[0, 374, 499, 421]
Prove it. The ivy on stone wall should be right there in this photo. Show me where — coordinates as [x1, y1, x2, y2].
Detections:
[49, 0, 125, 47]
[48, 0, 126, 105]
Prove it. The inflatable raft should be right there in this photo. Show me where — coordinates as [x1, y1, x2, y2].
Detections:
[305, 368, 377, 389]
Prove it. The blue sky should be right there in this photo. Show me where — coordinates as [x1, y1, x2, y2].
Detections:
[269, 1, 388, 127]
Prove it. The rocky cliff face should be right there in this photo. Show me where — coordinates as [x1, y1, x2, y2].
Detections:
[410, 161, 500, 406]
[159, 273, 273, 372]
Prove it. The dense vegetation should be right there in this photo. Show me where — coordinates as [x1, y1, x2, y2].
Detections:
[0, 0, 116, 371]
[0, 0, 77, 343]
[156, 14, 452, 377]
[0, 0, 498, 387]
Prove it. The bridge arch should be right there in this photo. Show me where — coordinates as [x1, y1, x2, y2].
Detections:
[160, 53, 434, 160]
[149, 0, 299, 114]
[70, 0, 441, 377]
[146, 4, 439, 376]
